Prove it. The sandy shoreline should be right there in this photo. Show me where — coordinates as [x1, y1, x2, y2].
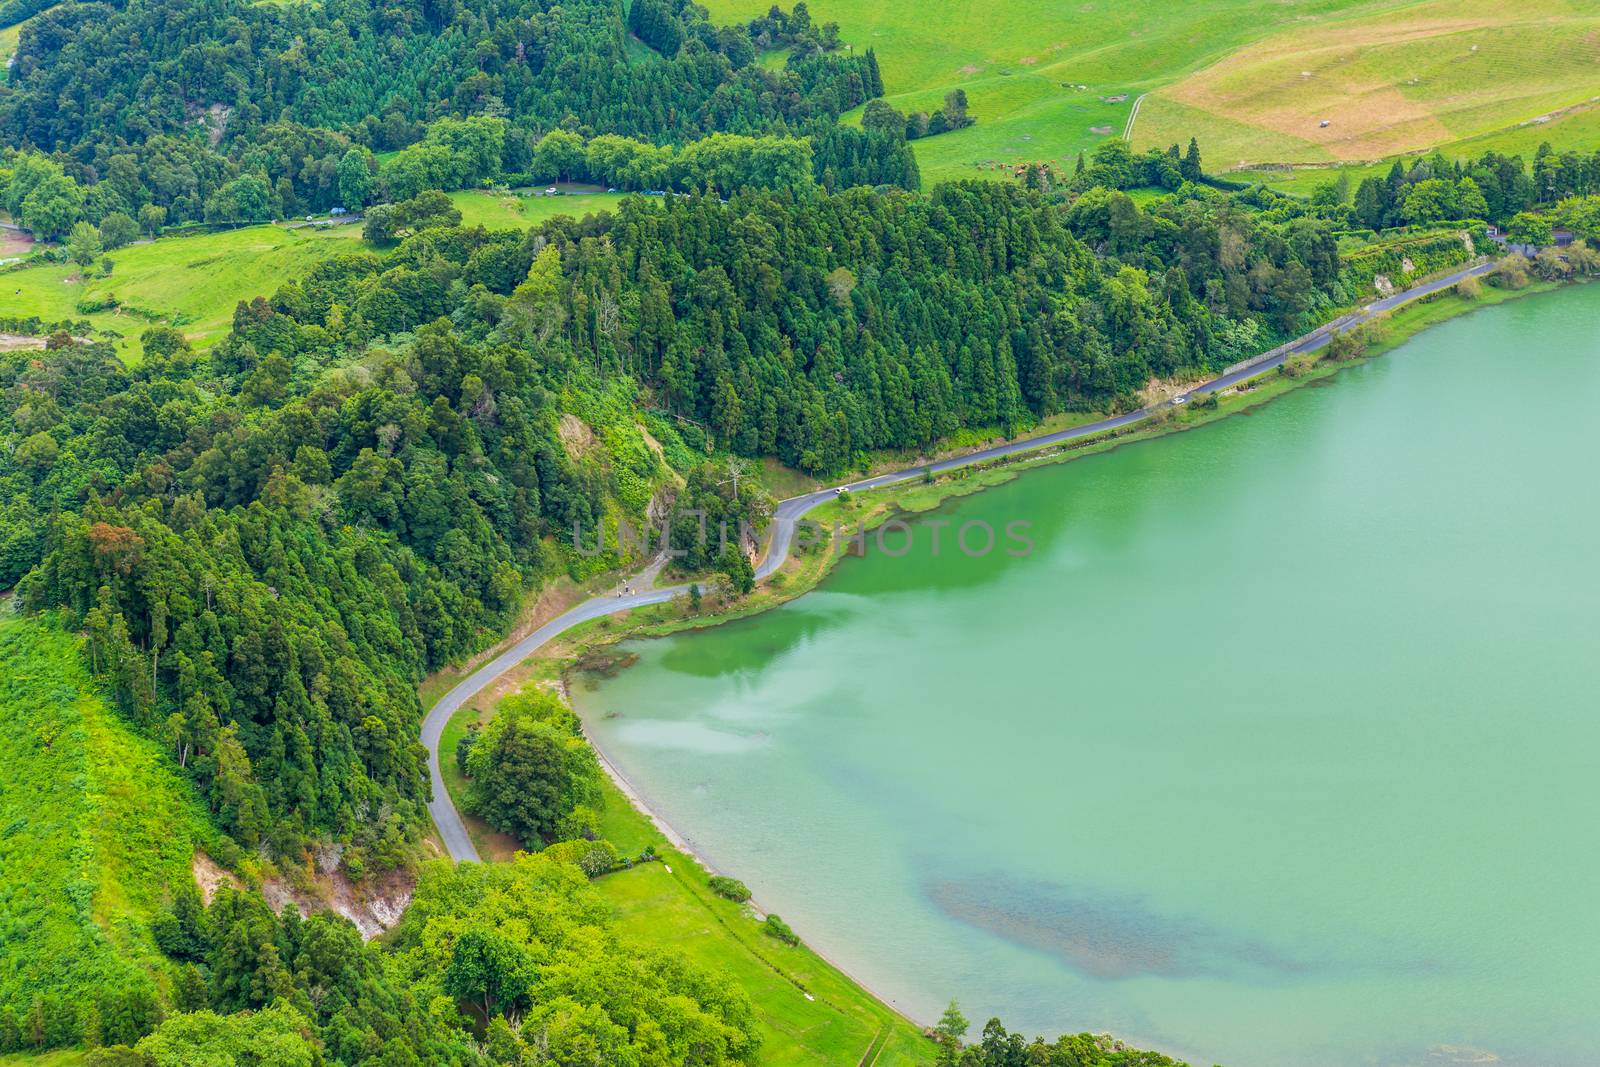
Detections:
[584, 718, 709, 866]
[576, 698, 928, 1027]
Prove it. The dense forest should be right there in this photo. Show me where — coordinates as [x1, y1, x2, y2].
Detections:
[3, 0, 878, 149]
[0, 0, 900, 233]
[0, 849, 763, 1063]
[6, 0, 1596, 1058]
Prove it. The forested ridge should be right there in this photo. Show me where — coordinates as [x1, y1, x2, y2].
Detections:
[0, 0, 900, 234]
[3, 0, 878, 147]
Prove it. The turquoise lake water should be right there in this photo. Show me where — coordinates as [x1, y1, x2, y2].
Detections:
[572, 284, 1600, 1066]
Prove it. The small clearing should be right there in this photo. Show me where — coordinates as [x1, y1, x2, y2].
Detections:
[0, 333, 47, 351]
[558, 412, 598, 458]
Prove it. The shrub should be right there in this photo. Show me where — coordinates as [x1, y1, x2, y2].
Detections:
[1532, 248, 1572, 282]
[1323, 326, 1368, 363]
[556, 803, 600, 842]
[342, 849, 366, 882]
[454, 724, 479, 775]
[1495, 253, 1531, 289]
[708, 876, 751, 903]
[1279, 353, 1318, 378]
[762, 913, 799, 946]
[542, 838, 620, 877]
[1566, 243, 1600, 275]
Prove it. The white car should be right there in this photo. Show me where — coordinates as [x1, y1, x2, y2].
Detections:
[1173, 394, 1188, 404]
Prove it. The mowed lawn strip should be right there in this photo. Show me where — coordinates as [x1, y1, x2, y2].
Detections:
[592, 776, 931, 1067]
[448, 189, 625, 230]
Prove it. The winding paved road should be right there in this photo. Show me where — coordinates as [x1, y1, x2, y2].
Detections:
[421, 258, 1499, 861]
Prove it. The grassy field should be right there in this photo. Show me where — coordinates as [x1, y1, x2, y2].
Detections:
[1137, 0, 1600, 167]
[0, 22, 23, 77]
[448, 189, 625, 229]
[0, 2, 53, 78]
[4, 222, 363, 354]
[3, 191, 627, 359]
[704, 0, 1600, 186]
[0, 1052, 87, 1067]
[705, 0, 1398, 183]
[0, 610, 215, 1046]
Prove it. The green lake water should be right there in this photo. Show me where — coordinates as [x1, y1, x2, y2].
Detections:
[572, 284, 1600, 1067]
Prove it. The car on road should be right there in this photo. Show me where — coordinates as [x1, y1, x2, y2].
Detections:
[1173, 394, 1188, 404]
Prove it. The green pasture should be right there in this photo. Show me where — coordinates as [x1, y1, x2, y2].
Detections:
[705, 0, 1600, 186]
[448, 189, 626, 230]
[3, 222, 362, 354]
[1136, 0, 1600, 167]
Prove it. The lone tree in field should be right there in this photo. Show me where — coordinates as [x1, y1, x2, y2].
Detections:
[66, 221, 102, 268]
[941, 88, 972, 130]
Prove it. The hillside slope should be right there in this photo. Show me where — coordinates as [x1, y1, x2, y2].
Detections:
[702, 0, 1600, 181]
[1136, 0, 1600, 167]
[0, 611, 214, 1052]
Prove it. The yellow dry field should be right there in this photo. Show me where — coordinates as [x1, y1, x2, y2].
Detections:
[1137, 0, 1600, 167]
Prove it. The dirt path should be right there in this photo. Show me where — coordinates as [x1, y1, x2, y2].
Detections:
[1123, 92, 1148, 142]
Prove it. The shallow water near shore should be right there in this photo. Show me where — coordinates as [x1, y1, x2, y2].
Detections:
[572, 283, 1600, 1067]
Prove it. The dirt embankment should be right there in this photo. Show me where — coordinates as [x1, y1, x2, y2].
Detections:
[193, 848, 414, 940]
[0, 333, 48, 352]
[262, 864, 414, 940]
[0, 226, 33, 258]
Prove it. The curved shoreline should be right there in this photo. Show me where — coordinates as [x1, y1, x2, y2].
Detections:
[580, 717, 925, 1024]
[416, 260, 1503, 1035]
[422, 256, 1500, 860]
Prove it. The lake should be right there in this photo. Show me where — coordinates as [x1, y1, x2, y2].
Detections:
[571, 284, 1600, 1067]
